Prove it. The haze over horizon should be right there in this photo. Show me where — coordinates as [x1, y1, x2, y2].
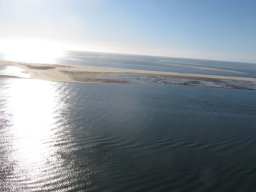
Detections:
[0, 0, 256, 63]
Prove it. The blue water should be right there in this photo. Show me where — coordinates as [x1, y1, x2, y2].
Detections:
[59, 51, 256, 78]
[1, 52, 256, 191]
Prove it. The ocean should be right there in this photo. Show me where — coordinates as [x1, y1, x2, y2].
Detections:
[1, 52, 256, 191]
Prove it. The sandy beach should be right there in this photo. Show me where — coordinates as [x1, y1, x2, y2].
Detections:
[1, 60, 256, 84]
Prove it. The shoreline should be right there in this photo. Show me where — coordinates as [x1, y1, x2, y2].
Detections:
[1, 60, 256, 84]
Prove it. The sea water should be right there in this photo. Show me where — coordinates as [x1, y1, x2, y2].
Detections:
[1, 52, 256, 191]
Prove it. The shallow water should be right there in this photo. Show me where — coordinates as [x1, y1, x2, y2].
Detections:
[59, 52, 256, 78]
[0, 66, 30, 78]
[1, 76, 256, 191]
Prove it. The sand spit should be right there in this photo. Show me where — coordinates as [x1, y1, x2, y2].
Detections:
[1, 61, 256, 88]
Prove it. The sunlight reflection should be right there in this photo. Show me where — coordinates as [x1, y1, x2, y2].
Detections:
[0, 66, 31, 78]
[7, 79, 62, 177]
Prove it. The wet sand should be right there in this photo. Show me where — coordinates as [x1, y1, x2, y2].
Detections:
[1, 60, 256, 84]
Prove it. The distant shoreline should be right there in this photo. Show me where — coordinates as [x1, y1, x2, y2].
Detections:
[1, 60, 256, 86]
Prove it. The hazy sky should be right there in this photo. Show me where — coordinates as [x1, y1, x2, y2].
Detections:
[0, 0, 255, 62]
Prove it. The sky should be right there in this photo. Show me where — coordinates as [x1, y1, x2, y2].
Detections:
[0, 0, 255, 63]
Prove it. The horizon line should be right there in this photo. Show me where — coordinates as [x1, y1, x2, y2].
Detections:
[63, 49, 256, 65]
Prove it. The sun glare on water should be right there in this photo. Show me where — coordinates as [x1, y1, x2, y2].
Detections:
[0, 38, 65, 64]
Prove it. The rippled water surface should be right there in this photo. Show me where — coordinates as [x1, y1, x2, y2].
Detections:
[1, 76, 256, 191]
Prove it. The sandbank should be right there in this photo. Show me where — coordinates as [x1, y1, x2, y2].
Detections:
[1, 60, 256, 84]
